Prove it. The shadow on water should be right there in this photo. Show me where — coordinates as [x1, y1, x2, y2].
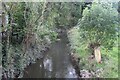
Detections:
[23, 28, 78, 78]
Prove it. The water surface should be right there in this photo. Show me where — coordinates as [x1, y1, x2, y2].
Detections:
[23, 29, 77, 78]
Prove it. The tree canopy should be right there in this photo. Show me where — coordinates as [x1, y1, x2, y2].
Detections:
[78, 2, 119, 50]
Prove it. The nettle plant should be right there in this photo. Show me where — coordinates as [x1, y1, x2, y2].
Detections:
[78, 2, 119, 63]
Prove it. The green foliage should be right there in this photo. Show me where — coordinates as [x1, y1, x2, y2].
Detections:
[1, 2, 119, 78]
[68, 27, 118, 78]
[49, 2, 83, 27]
[78, 2, 119, 50]
[100, 47, 118, 78]
[9, 3, 26, 45]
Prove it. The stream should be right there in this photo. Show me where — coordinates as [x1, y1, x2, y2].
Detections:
[23, 29, 78, 78]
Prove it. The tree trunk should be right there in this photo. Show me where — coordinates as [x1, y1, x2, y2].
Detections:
[89, 43, 101, 63]
[94, 46, 101, 63]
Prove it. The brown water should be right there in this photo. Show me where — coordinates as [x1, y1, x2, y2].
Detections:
[23, 29, 78, 78]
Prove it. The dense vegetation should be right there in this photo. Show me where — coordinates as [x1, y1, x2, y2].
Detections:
[0, 0, 119, 78]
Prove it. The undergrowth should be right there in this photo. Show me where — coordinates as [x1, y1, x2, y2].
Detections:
[67, 27, 118, 78]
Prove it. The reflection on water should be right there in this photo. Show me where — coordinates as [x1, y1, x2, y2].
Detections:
[23, 29, 78, 78]
[43, 56, 52, 78]
[65, 65, 77, 78]
[43, 57, 52, 72]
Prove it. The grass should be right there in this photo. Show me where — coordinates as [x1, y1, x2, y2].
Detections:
[67, 27, 118, 78]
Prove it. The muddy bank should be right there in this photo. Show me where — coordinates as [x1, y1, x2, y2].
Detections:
[23, 28, 79, 78]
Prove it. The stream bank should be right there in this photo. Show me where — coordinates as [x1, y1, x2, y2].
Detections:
[23, 28, 80, 78]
